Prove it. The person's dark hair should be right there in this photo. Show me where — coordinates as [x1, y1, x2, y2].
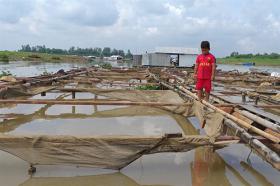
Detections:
[201, 41, 210, 49]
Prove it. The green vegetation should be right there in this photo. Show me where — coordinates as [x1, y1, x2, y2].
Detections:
[136, 85, 160, 90]
[0, 70, 12, 78]
[100, 63, 112, 69]
[0, 45, 133, 63]
[41, 69, 52, 76]
[20, 44, 133, 59]
[218, 52, 280, 66]
[0, 53, 9, 62]
[0, 51, 88, 63]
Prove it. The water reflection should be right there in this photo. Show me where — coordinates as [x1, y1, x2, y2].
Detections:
[20, 173, 168, 186]
[191, 147, 231, 186]
[0, 61, 89, 77]
[0, 86, 279, 185]
[0, 60, 133, 77]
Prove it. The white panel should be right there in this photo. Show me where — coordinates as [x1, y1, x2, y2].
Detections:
[142, 54, 150, 66]
[150, 54, 170, 66]
[179, 54, 197, 67]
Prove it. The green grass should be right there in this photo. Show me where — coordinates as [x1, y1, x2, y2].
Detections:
[136, 85, 160, 90]
[100, 63, 112, 69]
[0, 51, 88, 63]
[0, 53, 9, 62]
[0, 70, 12, 78]
[217, 57, 280, 66]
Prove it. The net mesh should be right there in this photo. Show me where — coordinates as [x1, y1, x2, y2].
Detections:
[0, 88, 225, 169]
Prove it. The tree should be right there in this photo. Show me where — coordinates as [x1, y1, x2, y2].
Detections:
[111, 49, 118, 56]
[125, 50, 133, 59]
[20, 44, 31, 52]
[69, 46, 75, 55]
[102, 47, 111, 57]
[118, 50, 125, 57]
[230, 51, 239, 57]
[18, 45, 132, 57]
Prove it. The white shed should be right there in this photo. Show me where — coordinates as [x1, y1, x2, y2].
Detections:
[155, 47, 199, 67]
[142, 53, 171, 66]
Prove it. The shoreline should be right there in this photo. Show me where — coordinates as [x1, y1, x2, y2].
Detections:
[0, 51, 90, 63]
[216, 62, 280, 67]
[217, 58, 280, 66]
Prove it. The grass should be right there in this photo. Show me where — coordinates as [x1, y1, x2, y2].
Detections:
[0, 70, 12, 78]
[136, 85, 160, 90]
[0, 53, 9, 62]
[217, 57, 280, 66]
[100, 63, 112, 69]
[0, 51, 88, 63]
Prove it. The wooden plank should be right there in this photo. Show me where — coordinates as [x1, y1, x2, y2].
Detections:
[217, 106, 234, 114]
[265, 128, 280, 139]
[241, 105, 280, 124]
[237, 109, 280, 132]
[232, 112, 254, 125]
[212, 92, 280, 124]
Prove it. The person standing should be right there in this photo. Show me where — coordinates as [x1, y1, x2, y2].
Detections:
[193, 41, 216, 102]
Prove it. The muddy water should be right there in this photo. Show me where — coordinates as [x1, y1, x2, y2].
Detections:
[0, 61, 90, 77]
[217, 64, 280, 73]
[0, 92, 279, 186]
[0, 60, 132, 77]
[0, 63, 280, 186]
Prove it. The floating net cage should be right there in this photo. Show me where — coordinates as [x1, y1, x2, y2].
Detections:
[0, 68, 278, 171]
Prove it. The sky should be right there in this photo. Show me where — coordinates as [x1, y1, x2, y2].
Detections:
[0, 0, 280, 57]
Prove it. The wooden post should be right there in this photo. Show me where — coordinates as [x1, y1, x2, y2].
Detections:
[72, 106, 76, 114]
[254, 96, 260, 105]
[72, 91, 76, 99]
[242, 92, 246, 103]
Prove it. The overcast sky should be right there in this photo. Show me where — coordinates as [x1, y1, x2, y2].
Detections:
[0, 0, 279, 57]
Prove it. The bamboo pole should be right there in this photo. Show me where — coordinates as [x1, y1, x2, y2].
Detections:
[213, 103, 280, 109]
[236, 109, 280, 132]
[224, 119, 280, 170]
[178, 86, 280, 143]
[0, 99, 192, 107]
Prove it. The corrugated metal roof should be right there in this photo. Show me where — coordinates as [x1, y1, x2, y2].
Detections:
[155, 47, 199, 55]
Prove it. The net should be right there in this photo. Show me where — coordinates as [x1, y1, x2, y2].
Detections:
[0, 89, 225, 169]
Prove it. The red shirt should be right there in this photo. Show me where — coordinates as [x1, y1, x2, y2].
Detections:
[196, 53, 215, 80]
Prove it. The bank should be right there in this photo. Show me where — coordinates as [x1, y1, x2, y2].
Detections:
[217, 57, 280, 66]
[0, 51, 88, 63]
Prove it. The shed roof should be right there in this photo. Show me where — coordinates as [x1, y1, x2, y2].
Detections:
[155, 47, 199, 55]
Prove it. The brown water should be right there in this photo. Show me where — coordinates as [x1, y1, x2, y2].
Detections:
[0, 91, 279, 186]
[1, 61, 280, 186]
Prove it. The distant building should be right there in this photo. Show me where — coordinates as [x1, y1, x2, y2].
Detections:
[84, 56, 97, 60]
[142, 53, 171, 66]
[132, 55, 142, 66]
[109, 55, 123, 61]
[139, 47, 199, 67]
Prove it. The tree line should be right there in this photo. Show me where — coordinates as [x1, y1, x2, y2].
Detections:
[19, 45, 133, 59]
[229, 52, 280, 59]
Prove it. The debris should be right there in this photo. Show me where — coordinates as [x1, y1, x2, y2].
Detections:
[0, 76, 16, 82]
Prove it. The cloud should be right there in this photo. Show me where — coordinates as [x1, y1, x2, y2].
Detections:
[0, 0, 280, 56]
[44, 0, 119, 27]
[0, 0, 34, 23]
[164, 3, 185, 16]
